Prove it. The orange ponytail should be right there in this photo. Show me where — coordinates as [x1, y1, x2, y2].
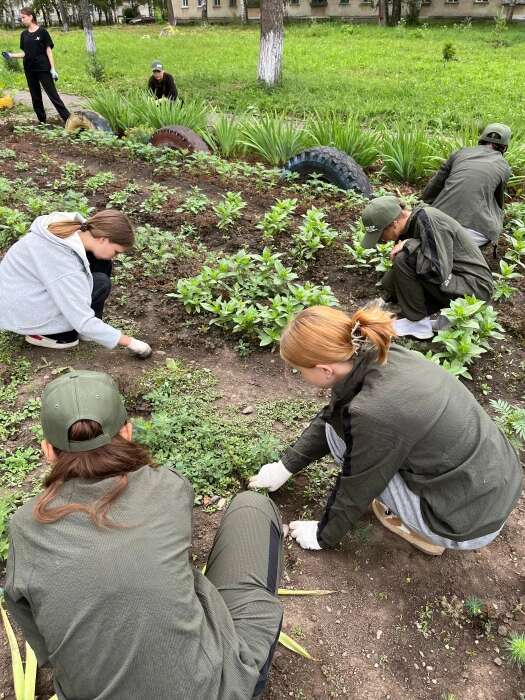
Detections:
[279, 303, 395, 368]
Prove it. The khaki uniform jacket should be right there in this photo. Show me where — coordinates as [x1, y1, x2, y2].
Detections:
[281, 346, 522, 549]
[5, 467, 266, 700]
[422, 145, 511, 243]
[401, 206, 494, 300]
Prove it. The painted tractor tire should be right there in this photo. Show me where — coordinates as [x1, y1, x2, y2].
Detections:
[283, 146, 373, 198]
[65, 110, 113, 134]
[150, 125, 210, 154]
[0, 95, 14, 110]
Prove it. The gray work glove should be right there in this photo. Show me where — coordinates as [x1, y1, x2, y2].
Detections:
[50, 68, 59, 81]
[127, 337, 152, 359]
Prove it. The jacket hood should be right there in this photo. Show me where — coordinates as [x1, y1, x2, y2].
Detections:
[331, 347, 379, 404]
[30, 212, 88, 259]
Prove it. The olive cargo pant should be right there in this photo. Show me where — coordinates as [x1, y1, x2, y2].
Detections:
[205, 492, 283, 699]
[381, 250, 453, 321]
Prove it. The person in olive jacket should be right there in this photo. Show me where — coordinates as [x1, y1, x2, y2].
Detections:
[361, 196, 494, 339]
[422, 123, 511, 248]
[5, 371, 283, 700]
[249, 304, 522, 556]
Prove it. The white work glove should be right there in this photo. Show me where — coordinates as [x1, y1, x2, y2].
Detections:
[248, 460, 292, 492]
[289, 521, 322, 550]
[127, 337, 152, 359]
[50, 68, 59, 81]
[2, 51, 12, 60]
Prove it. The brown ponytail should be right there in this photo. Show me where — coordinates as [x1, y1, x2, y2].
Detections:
[48, 210, 134, 248]
[33, 419, 154, 528]
[279, 303, 396, 368]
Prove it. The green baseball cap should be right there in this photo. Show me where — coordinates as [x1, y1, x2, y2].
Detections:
[479, 123, 511, 147]
[151, 61, 163, 71]
[361, 196, 403, 249]
[41, 371, 127, 452]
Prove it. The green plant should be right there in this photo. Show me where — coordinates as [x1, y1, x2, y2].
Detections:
[84, 171, 116, 192]
[107, 183, 140, 211]
[505, 633, 525, 668]
[381, 128, 437, 183]
[1, 602, 38, 699]
[306, 112, 380, 167]
[491, 10, 509, 48]
[209, 114, 244, 158]
[464, 595, 484, 617]
[292, 207, 338, 264]
[134, 224, 194, 277]
[176, 187, 209, 214]
[240, 114, 306, 166]
[256, 198, 297, 240]
[442, 42, 457, 62]
[490, 399, 525, 450]
[0, 147, 16, 159]
[492, 259, 522, 300]
[213, 191, 246, 230]
[0, 206, 30, 248]
[140, 183, 171, 213]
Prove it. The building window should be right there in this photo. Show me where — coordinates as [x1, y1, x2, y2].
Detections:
[310, 0, 327, 6]
[339, 0, 350, 4]
[197, 0, 204, 6]
[181, 0, 189, 7]
[444, 0, 459, 3]
[230, 0, 237, 6]
[213, 0, 220, 6]
[290, 0, 300, 4]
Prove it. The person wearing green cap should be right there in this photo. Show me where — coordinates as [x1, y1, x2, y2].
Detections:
[148, 60, 180, 101]
[361, 196, 493, 339]
[422, 123, 511, 247]
[4, 370, 283, 700]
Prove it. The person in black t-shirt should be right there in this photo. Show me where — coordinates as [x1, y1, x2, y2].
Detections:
[2, 7, 70, 124]
[147, 61, 181, 103]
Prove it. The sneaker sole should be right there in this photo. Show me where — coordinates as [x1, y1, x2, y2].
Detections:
[25, 335, 79, 350]
[372, 499, 445, 556]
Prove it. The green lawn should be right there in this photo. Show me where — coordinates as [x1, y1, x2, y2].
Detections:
[1, 22, 525, 132]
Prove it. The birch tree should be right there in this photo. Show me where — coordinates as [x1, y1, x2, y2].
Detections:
[79, 0, 96, 54]
[257, 0, 284, 87]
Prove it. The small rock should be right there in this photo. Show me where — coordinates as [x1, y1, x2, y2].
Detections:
[498, 625, 509, 637]
[216, 497, 227, 511]
[241, 405, 254, 415]
[376, 630, 383, 640]
[154, 350, 166, 356]
[493, 657, 503, 667]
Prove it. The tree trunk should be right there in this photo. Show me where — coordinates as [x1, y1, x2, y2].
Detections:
[377, 0, 386, 25]
[240, 0, 247, 24]
[258, 0, 284, 87]
[388, 0, 401, 25]
[506, 0, 516, 21]
[167, 0, 176, 24]
[57, 0, 69, 30]
[201, 0, 208, 22]
[79, 0, 97, 54]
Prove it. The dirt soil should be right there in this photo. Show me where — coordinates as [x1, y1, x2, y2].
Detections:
[0, 121, 524, 700]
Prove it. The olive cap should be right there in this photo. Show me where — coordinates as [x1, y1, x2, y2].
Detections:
[479, 123, 511, 147]
[41, 370, 127, 452]
[361, 196, 403, 249]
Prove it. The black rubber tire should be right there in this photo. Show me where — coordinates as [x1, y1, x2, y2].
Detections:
[150, 125, 210, 154]
[65, 110, 113, 134]
[283, 146, 373, 197]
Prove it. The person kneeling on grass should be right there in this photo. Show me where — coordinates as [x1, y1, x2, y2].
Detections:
[5, 370, 283, 700]
[361, 196, 494, 339]
[0, 209, 151, 357]
[248, 304, 522, 556]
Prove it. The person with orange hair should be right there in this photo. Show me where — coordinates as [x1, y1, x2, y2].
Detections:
[249, 304, 521, 555]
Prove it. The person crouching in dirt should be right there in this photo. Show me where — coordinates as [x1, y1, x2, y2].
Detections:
[148, 60, 181, 102]
[422, 123, 511, 249]
[248, 304, 522, 556]
[0, 210, 151, 357]
[360, 196, 493, 339]
[5, 370, 283, 700]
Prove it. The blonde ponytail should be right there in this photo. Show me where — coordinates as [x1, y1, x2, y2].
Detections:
[279, 303, 395, 368]
[48, 210, 134, 247]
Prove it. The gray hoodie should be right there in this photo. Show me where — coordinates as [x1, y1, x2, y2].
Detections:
[0, 212, 121, 348]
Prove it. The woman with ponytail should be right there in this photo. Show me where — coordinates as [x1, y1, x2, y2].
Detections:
[0, 210, 151, 357]
[5, 371, 283, 700]
[249, 304, 522, 555]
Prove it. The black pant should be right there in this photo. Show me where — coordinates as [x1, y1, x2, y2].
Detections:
[25, 69, 70, 123]
[48, 254, 112, 343]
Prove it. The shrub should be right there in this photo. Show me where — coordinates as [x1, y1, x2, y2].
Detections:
[381, 128, 437, 183]
[209, 114, 244, 158]
[240, 114, 306, 166]
[256, 198, 297, 240]
[306, 112, 380, 167]
[442, 43, 457, 62]
[490, 399, 525, 450]
[292, 207, 338, 264]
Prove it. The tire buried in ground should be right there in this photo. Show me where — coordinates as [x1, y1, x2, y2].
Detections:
[65, 110, 113, 134]
[150, 125, 210, 154]
[283, 146, 373, 197]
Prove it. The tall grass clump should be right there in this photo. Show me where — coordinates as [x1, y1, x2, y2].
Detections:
[89, 88, 139, 135]
[240, 113, 306, 166]
[505, 633, 525, 668]
[306, 112, 380, 167]
[381, 127, 437, 183]
[208, 114, 244, 157]
[128, 91, 209, 136]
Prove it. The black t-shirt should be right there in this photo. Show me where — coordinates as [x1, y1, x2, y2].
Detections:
[148, 73, 178, 101]
[20, 26, 53, 72]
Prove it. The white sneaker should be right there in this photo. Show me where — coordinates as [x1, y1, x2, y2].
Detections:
[394, 317, 434, 340]
[430, 314, 451, 331]
[25, 335, 79, 349]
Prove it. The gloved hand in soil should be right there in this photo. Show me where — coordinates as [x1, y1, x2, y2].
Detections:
[248, 460, 292, 492]
[50, 68, 59, 81]
[2, 51, 12, 60]
[127, 337, 152, 359]
[289, 521, 322, 550]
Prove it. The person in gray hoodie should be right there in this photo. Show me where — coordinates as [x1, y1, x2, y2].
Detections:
[0, 209, 151, 356]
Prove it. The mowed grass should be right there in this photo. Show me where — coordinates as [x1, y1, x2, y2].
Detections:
[1, 22, 525, 131]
